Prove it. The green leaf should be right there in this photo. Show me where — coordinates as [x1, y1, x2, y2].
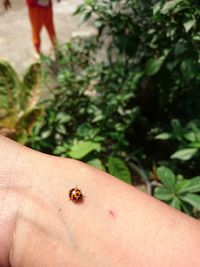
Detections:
[193, 34, 200, 41]
[56, 113, 71, 123]
[175, 179, 191, 193]
[16, 107, 42, 137]
[171, 148, 198, 161]
[183, 19, 196, 33]
[22, 63, 41, 110]
[180, 193, 200, 210]
[153, 2, 162, 15]
[174, 41, 187, 56]
[68, 141, 101, 159]
[87, 158, 105, 171]
[170, 196, 181, 210]
[73, 4, 86, 15]
[155, 133, 171, 140]
[80, 11, 92, 24]
[178, 177, 200, 194]
[107, 157, 132, 184]
[57, 124, 67, 135]
[85, 0, 93, 6]
[189, 142, 200, 148]
[0, 60, 22, 120]
[156, 166, 176, 190]
[161, 0, 183, 14]
[180, 201, 193, 216]
[145, 56, 166, 76]
[181, 58, 197, 81]
[154, 187, 173, 201]
[184, 132, 196, 142]
[41, 130, 51, 139]
[171, 119, 183, 141]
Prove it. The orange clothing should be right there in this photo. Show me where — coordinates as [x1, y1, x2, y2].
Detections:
[28, 4, 56, 51]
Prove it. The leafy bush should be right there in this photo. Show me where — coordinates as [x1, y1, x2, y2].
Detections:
[155, 119, 200, 161]
[26, 0, 200, 216]
[155, 166, 200, 217]
[28, 39, 134, 184]
[74, 0, 200, 172]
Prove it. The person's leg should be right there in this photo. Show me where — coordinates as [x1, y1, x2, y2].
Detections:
[44, 5, 57, 49]
[28, 7, 43, 54]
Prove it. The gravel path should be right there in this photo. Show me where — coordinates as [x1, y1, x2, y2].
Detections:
[0, 0, 95, 76]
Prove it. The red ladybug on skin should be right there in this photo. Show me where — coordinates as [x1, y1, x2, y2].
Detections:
[69, 187, 83, 203]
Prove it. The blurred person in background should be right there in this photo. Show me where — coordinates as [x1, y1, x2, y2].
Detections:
[2, 0, 11, 9]
[3, 0, 61, 58]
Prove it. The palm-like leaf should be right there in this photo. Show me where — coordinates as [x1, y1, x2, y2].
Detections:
[0, 60, 22, 126]
[0, 60, 42, 140]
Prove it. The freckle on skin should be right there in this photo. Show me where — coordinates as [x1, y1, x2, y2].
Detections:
[109, 210, 116, 219]
[58, 208, 62, 212]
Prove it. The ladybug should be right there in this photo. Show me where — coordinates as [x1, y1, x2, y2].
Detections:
[69, 187, 83, 203]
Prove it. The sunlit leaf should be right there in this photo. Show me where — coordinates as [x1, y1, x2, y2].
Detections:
[22, 63, 41, 110]
[170, 196, 181, 210]
[177, 176, 200, 194]
[161, 0, 184, 14]
[87, 158, 105, 170]
[154, 186, 173, 201]
[171, 148, 198, 161]
[68, 141, 101, 159]
[145, 56, 166, 76]
[180, 193, 200, 210]
[107, 157, 132, 184]
[85, 0, 93, 5]
[155, 133, 171, 140]
[183, 19, 196, 33]
[156, 166, 176, 190]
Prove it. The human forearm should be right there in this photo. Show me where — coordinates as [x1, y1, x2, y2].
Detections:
[0, 136, 200, 267]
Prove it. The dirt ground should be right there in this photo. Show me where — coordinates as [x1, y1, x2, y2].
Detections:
[0, 0, 95, 76]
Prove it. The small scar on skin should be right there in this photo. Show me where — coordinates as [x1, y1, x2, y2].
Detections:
[109, 209, 116, 219]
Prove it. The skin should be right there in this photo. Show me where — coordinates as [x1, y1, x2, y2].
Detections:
[0, 136, 200, 267]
